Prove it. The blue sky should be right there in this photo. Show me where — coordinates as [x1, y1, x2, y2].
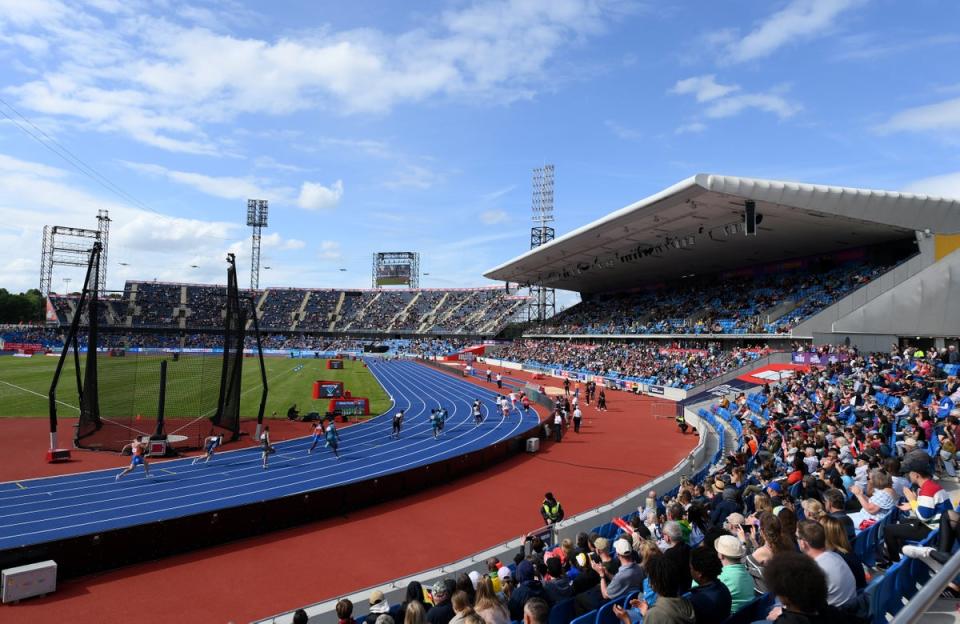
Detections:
[0, 0, 958, 303]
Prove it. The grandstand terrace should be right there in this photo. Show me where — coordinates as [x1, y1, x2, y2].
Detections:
[45, 282, 527, 338]
[487, 174, 960, 348]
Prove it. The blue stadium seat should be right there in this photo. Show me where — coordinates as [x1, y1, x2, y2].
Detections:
[595, 600, 620, 624]
[569, 609, 597, 624]
[548, 598, 576, 624]
[720, 593, 774, 624]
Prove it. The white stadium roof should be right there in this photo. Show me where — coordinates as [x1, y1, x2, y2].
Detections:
[484, 174, 960, 295]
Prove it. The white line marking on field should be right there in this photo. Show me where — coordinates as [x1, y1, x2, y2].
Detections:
[0, 379, 80, 411]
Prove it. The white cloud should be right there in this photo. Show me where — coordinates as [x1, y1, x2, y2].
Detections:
[669, 75, 739, 102]
[721, 0, 864, 64]
[669, 77, 800, 123]
[877, 97, 960, 134]
[903, 172, 960, 199]
[297, 180, 343, 211]
[704, 92, 800, 119]
[675, 121, 706, 134]
[480, 209, 509, 225]
[604, 119, 643, 141]
[384, 164, 443, 190]
[0, 150, 245, 290]
[481, 185, 516, 202]
[125, 161, 281, 200]
[0, 0, 621, 152]
[318, 240, 342, 260]
[261, 232, 306, 251]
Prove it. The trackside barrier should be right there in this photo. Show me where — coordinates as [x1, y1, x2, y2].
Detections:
[252, 405, 725, 624]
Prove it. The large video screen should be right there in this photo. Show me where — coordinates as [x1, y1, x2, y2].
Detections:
[374, 252, 416, 286]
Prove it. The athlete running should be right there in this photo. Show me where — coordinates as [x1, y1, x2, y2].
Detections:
[116, 438, 151, 480]
[308, 420, 325, 454]
[192, 434, 223, 465]
[392, 409, 405, 438]
[325, 418, 341, 459]
[260, 426, 275, 469]
[473, 399, 483, 425]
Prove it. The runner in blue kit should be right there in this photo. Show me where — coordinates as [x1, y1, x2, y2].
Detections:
[307, 420, 325, 454]
[116, 438, 151, 480]
[192, 434, 223, 464]
[431, 408, 443, 439]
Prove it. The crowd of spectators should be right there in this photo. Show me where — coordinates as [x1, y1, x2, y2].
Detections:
[538, 259, 895, 336]
[44, 282, 526, 336]
[491, 340, 769, 389]
[298, 290, 341, 331]
[368, 342, 958, 624]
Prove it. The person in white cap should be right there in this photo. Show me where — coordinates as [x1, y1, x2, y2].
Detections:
[591, 538, 645, 601]
[714, 535, 754, 612]
[368, 589, 390, 616]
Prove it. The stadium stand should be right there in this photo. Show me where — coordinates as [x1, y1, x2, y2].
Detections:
[324, 344, 960, 624]
[489, 340, 769, 389]
[535, 253, 902, 336]
[44, 283, 527, 337]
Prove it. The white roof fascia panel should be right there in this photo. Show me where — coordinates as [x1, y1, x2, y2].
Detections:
[483, 175, 702, 280]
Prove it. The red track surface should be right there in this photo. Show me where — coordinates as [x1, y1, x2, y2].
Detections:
[0, 363, 696, 624]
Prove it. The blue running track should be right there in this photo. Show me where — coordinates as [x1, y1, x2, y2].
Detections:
[0, 359, 540, 551]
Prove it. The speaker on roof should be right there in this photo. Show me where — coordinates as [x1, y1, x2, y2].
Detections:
[744, 200, 757, 235]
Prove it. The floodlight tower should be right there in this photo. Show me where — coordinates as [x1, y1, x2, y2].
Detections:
[96, 210, 110, 296]
[529, 164, 556, 323]
[247, 199, 268, 291]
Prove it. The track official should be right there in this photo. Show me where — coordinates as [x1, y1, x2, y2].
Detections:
[540, 492, 564, 525]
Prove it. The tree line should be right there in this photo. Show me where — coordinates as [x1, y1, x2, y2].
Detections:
[0, 289, 44, 323]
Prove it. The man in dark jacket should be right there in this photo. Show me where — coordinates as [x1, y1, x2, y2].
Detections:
[426, 581, 454, 624]
[508, 560, 547, 620]
[543, 556, 574, 605]
[709, 484, 741, 527]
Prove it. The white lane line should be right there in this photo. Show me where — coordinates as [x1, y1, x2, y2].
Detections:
[0, 360, 536, 539]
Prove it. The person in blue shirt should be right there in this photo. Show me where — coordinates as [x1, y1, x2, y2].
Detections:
[938, 391, 955, 420]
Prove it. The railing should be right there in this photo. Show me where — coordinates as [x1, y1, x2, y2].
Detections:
[890, 547, 960, 624]
[252, 404, 726, 624]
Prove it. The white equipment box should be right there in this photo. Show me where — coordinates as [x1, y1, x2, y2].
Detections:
[526, 438, 540, 453]
[2, 560, 57, 603]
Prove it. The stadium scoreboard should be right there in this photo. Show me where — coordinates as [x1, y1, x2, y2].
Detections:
[373, 252, 419, 288]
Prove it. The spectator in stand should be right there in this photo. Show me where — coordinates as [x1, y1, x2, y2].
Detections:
[474, 576, 509, 624]
[594, 539, 645, 601]
[615, 555, 695, 624]
[369, 590, 391, 617]
[293, 609, 309, 624]
[449, 591, 475, 624]
[761, 552, 841, 623]
[822, 489, 856, 543]
[507, 561, 546, 621]
[660, 521, 693, 593]
[795, 521, 856, 609]
[542, 557, 573, 604]
[402, 582, 431, 624]
[819, 516, 866, 590]
[883, 452, 952, 564]
[337, 599, 356, 624]
[405, 602, 428, 624]
[428, 582, 455, 624]
[687, 545, 732, 624]
[522, 598, 549, 624]
[713, 535, 754, 612]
